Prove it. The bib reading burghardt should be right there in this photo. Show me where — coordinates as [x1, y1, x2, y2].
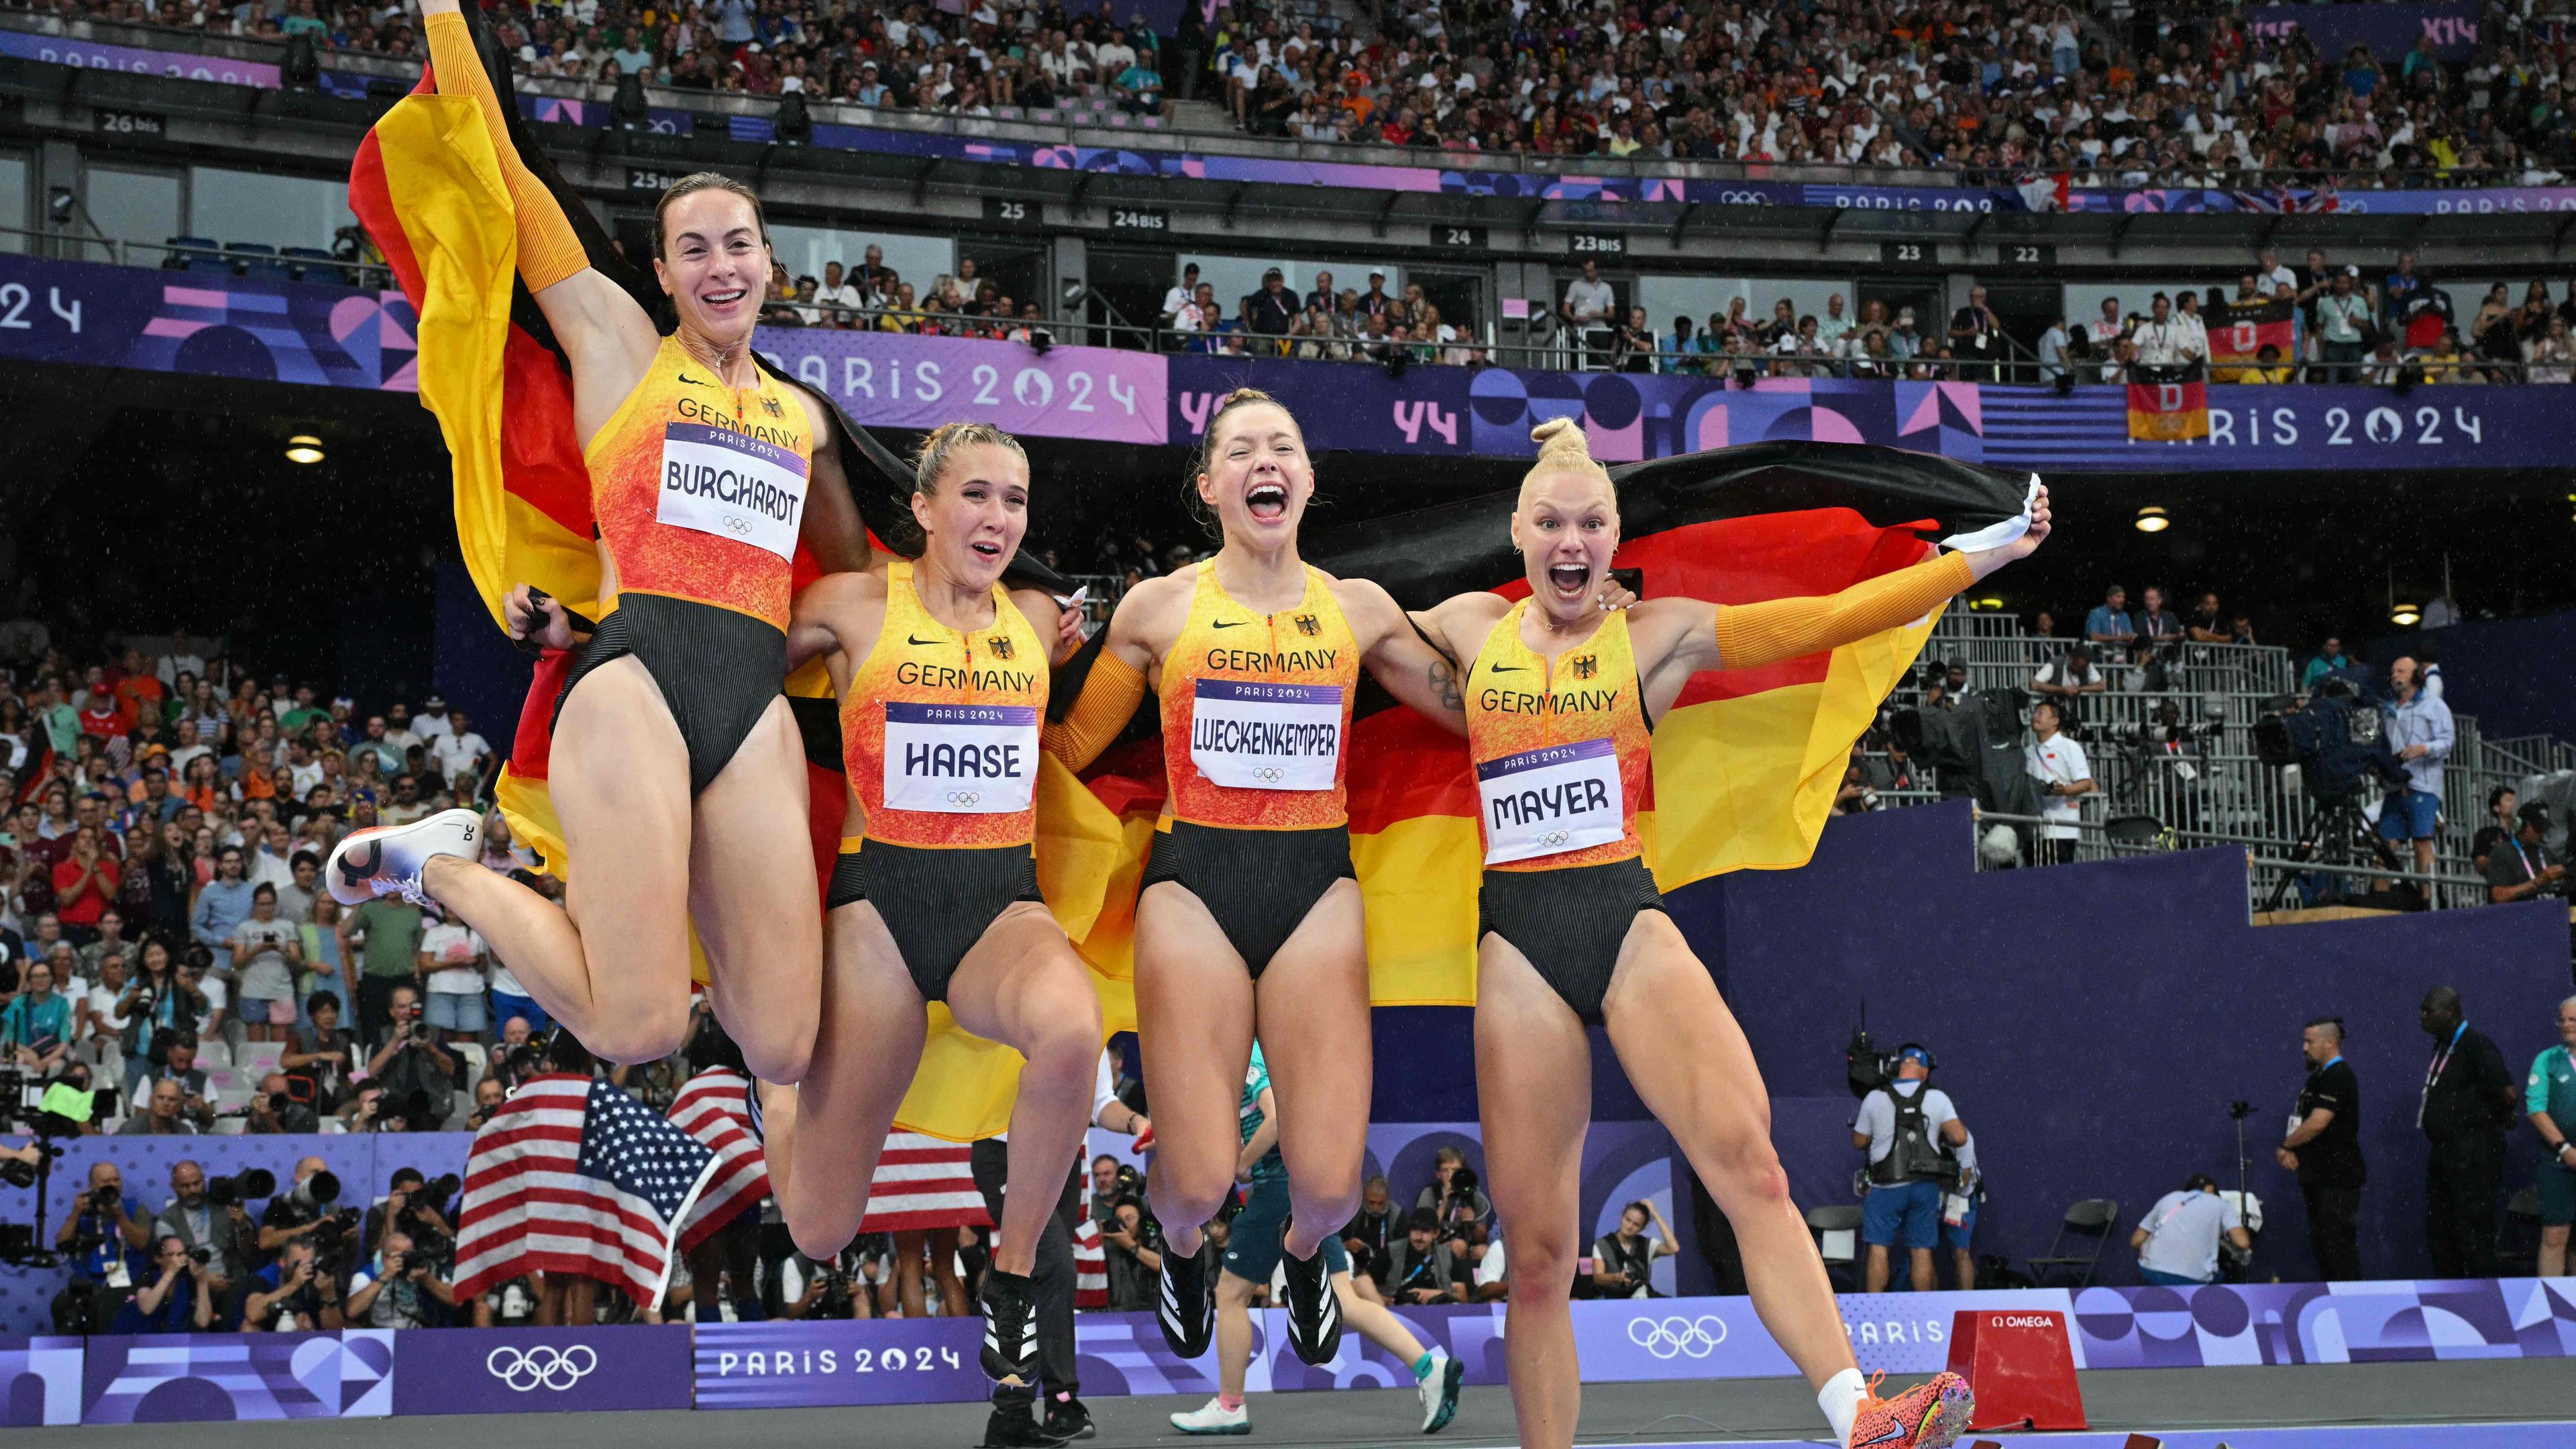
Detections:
[1188, 679, 1345, 791]
[657, 421, 810, 561]
[882, 702, 1038, 814]
[1476, 737, 1626, 865]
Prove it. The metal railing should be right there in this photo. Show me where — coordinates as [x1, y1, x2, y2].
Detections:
[1851, 612, 2575, 914]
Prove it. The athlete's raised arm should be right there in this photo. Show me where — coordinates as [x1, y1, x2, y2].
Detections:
[419, 0, 661, 431]
[786, 571, 889, 674]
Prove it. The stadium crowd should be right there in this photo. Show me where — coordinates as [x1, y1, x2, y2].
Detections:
[38, 0, 2576, 185]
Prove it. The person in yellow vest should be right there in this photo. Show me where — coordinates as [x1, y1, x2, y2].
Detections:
[329, 0, 871, 1086]
[1395, 420, 2051, 1449]
[1040, 388, 1464, 1368]
[755, 423, 1099, 1407]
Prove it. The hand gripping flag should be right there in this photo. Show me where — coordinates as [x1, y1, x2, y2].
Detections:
[1052, 440, 2037, 1006]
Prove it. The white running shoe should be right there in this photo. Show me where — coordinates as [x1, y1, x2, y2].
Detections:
[1416, 1346, 1463, 1434]
[1169, 1397, 1250, 1436]
[325, 808, 480, 907]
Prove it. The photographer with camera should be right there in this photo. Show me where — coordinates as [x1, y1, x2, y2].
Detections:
[1414, 1145, 1493, 1230]
[109, 1234, 215, 1334]
[2485, 804, 2564, 905]
[779, 1243, 883, 1321]
[2377, 657, 2455, 881]
[244, 1071, 319, 1134]
[133, 1028, 216, 1132]
[259, 1157, 358, 1266]
[281, 989, 358, 1117]
[2024, 700, 2095, 866]
[343, 1229, 456, 1328]
[1853, 1045, 1970, 1293]
[364, 985, 459, 1130]
[241, 1237, 344, 1332]
[1592, 1199, 1678, 1298]
[2129, 1174, 2253, 1286]
[52, 1161, 152, 1330]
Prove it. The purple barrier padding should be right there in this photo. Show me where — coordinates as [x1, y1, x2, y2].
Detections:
[0, 29, 278, 85]
[0, 254, 415, 390]
[390, 1325, 691, 1414]
[0, 1336, 85, 1425]
[82, 1331, 395, 1421]
[691, 1318, 987, 1408]
[2074, 1278, 2576, 1368]
[754, 329, 1167, 444]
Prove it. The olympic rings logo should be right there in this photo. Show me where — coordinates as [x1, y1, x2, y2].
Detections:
[486, 1344, 598, 1391]
[945, 790, 984, 806]
[1251, 767, 1285, 784]
[1626, 1315, 1727, 1360]
[1540, 828, 1572, 847]
[720, 515, 756, 536]
[1716, 190, 1774, 205]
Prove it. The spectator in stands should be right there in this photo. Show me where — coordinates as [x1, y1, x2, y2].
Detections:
[2472, 788, 2522, 873]
[2301, 636, 2353, 692]
[340, 892, 423, 1048]
[2129, 1174, 2251, 1286]
[1340, 1175, 1399, 1301]
[1591, 1200, 1676, 1299]
[138, 1032, 215, 1132]
[2030, 643, 2108, 711]
[2084, 586, 2137, 650]
[111, 1235, 215, 1334]
[2419, 986, 2518, 1278]
[229, 883, 301, 1044]
[2379, 657, 2455, 879]
[2, 959, 73, 1071]
[282, 990, 357, 1116]
[1947, 286, 2004, 381]
[50, 827, 119, 947]
[2530, 996, 2576, 1278]
[1161, 262, 1201, 331]
[426, 706, 488, 786]
[416, 906, 490, 1044]
[190, 845, 254, 981]
[2036, 313, 2072, 386]
[1246, 267, 1298, 349]
[2484, 804, 2563, 905]
[1561, 261, 1615, 364]
[2023, 701, 2094, 866]
[2133, 586, 2183, 647]
[2314, 270, 2373, 383]
[2529, 317, 2576, 384]
[1854, 1046, 1967, 1293]
[2281, 1016, 2364, 1282]
[2128, 292, 2196, 369]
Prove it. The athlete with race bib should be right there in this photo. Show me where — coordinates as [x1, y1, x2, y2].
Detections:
[757, 423, 1100, 1395]
[1400, 420, 2053, 1449]
[1042, 389, 1467, 1367]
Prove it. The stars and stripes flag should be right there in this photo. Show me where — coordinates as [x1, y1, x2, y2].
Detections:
[453, 1073, 718, 1309]
[857, 1132, 994, 1232]
[669, 1065, 771, 1251]
[1074, 1197, 1108, 1309]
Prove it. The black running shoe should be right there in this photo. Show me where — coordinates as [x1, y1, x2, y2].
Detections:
[979, 1402, 1070, 1448]
[1277, 1228, 1343, 1366]
[981, 1269, 1040, 1384]
[1043, 1397, 1096, 1441]
[1155, 1236, 1215, 1358]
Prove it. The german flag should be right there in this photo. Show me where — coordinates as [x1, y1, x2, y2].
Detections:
[2209, 299, 2296, 383]
[1061, 443, 2036, 1006]
[345, 15, 1101, 1142]
[2127, 374, 2210, 441]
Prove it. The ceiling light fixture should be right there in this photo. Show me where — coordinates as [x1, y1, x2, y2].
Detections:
[2390, 603, 2421, 627]
[284, 434, 325, 465]
[2133, 506, 2169, 533]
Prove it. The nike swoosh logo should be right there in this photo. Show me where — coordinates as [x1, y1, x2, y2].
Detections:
[1211, 620, 1249, 629]
[906, 634, 943, 647]
[676, 372, 718, 388]
[1489, 663, 1526, 674]
[1852, 1430, 1907, 1448]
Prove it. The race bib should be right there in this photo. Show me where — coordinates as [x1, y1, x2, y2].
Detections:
[1189, 680, 1344, 790]
[657, 421, 809, 560]
[1477, 737, 1625, 865]
[883, 702, 1038, 813]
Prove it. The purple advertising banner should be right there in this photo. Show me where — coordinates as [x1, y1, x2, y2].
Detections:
[390, 1326, 692, 1415]
[0, 28, 279, 85]
[692, 1317, 987, 1408]
[0, 1336, 85, 1426]
[2249, 2, 2483, 61]
[755, 328, 1167, 445]
[83, 1331, 396, 1421]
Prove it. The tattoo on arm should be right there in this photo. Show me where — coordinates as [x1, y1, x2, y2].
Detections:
[1430, 657, 1463, 713]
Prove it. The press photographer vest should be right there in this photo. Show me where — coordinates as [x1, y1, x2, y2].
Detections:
[1870, 1083, 1956, 1187]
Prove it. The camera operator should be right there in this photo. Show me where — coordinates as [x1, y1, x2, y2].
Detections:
[2024, 700, 2094, 865]
[1099, 1193, 1161, 1313]
[362, 1167, 459, 1250]
[486, 1016, 543, 1094]
[2029, 643, 2108, 728]
[464, 1075, 508, 1130]
[2279, 1016, 2365, 1281]
[343, 1229, 456, 1328]
[1383, 1208, 1468, 1305]
[1591, 1199, 1678, 1298]
[259, 1156, 358, 1267]
[2377, 657, 2453, 880]
[779, 1244, 883, 1320]
[243, 1071, 317, 1134]
[150, 1159, 256, 1285]
[2130, 1174, 2252, 1285]
[138, 1028, 215, 1132]
[1853, 1045, 1969, 1293]
[364, 985, 458, 1130]
[109, 1234, 215, 1334]
[2485, 804, 2564, 905]
[240, 1237, 344, 1332]
[53, 1161, 152, 1331]
[1414, 1146, 1493, 1229]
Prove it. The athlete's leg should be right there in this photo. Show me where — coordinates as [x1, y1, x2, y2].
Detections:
[1331, 1269, 1426, 1362]
[1134, 881, 1256, 1257]
[1601, 912, 1855, 1393]
[1474, 933, 1593, 1449]
[930, 1228, 968, 1317]
[1252, 877, 1371, 1256]
[945, 904, 1105, 1277]
[768, 900, 926, 1260]
[892, 1230, 929, 1319]
[690, 696, 825, 1085]
[417, 658, 692, 1063]
[1214, 1269, 1260, 1401]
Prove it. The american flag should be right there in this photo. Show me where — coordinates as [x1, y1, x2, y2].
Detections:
[452, 1073, 718, 1309]
[669, 1065, 770, 1251]
[857, 1132, 994, 1232]
[1073, 1201, 1108, 1309]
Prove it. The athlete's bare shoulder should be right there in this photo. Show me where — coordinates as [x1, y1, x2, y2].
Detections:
[1102, 567, 1193, 663]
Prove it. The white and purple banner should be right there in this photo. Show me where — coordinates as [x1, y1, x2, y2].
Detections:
[692, 1318, 986, 1409]
[0, 28, 278, 85]
[755, 329, 1165, 445]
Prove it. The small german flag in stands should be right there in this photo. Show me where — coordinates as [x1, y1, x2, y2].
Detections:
[2208, 299, 2297, 382]
[2127, 375, 2210, 441]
